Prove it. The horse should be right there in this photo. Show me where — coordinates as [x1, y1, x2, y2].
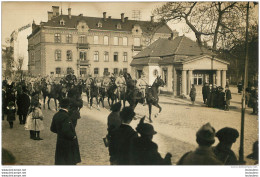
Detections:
[106, 77, 118, 106]
[41, 81, 62, 111]
[125, 75, 165, 123]
[87, 78, 104, 110]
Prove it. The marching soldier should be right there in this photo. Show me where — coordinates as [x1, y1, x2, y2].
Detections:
[136, 72, 148, 105]
[115, 70, 126, 100]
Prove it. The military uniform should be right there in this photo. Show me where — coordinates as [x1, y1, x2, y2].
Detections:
[102, 76, 111, 92]
[115, 75, 126, 99]
[136, 75, 148, 99]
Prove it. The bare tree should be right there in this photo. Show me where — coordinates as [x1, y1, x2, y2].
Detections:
[15, 56, 24, 81]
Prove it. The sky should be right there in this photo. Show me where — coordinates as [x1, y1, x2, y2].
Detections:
[1, 1, 195, 45]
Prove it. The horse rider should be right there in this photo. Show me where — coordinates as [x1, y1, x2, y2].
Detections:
[136, 72, 148, 105]
[85, 74, 93, 98]
[102, 72, 111, 92]
[115, 70, 126, 100]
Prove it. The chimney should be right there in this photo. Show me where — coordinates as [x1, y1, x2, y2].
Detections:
[68, 8, 71, 19]
[32, 20, 36, 31]
[168, 32, 174, 40]
[79, 14, 83, 16]
[151, 16, 154, 23]
[124, 17, 128, 21]
[121, 13, 125, 22]
[103, 12, 107, 21]
[52, 6, 59, 17]
[108, 16, 111, 19]
[48, 11, 53, 21]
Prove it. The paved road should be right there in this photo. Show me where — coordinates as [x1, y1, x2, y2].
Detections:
[2, 86, 258, 165]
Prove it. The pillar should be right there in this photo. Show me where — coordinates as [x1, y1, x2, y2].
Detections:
[187, 70, 193, 95]
[172, 66, 177, 96]
[222, 70, 227, 88]
[216, 70, 221, 86]
[181, 70, 187, 95]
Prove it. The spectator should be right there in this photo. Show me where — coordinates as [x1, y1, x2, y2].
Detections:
[177, 123, 222, 165]
[130, 117, 172, 165]
[213, 127, 239, 165]
[109, 107, 138, 165]
[225, 85, 232, 111]
[16, 87, 31, 124]
[247, 141, 258, 165]
[202, 83, 209, 104]
[189, 84, 196, 105]
[6, 101, 16, 129]
[207, 84, 213, 107]
[50, 98, 81, 165]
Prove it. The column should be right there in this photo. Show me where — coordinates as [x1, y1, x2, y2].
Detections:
[172, 67, 177, 96]
[216, 70, 221, 86]
[222, 70, 227, 88]
[182, 70, 187, 95]
[187, 70, 193, 95]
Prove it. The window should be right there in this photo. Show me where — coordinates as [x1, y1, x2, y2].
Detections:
[56, 67, 61, 76]
[123, 68, 127, 74]
[30, 52, 35, 64]
[55, 50, 61, 61]
[114, 52, 118, 62]
[94, 68, 99, 75]
[104, 51, 109, 62]
[66, 34, 72, 43]
[67, 67, 73, 74]
[104, 36, 109, 45]
[104, 68, 109, 74]
[94, 36, 99, 44]
[134, 38, 141, 46]
[80, 51, 87, 61]
[123, 52, 127, 62]
[98, 22, 102, 28]
[114, 37, 119, 45]
[123, 37, 128, 46]
[79, 35, 86, 44]
[117, 23, 121, 29]
[94, 51, 99, 61]
[80, 68, 87, 75]
[193, 74, 203, 85]
[66, 50, 72, 61]
[54, 33, 61, 43]
[114, 68, 118, 75]
[162, 68, 168, 86]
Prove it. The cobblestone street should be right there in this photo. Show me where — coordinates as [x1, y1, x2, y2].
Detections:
[2, 86, 258, 165]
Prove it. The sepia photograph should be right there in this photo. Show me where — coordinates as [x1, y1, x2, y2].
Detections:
[1, 1, 259, 176]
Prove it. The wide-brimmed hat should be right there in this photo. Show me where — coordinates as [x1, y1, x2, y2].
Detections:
[196, 123, 215, 143]
[216, 127, 239, 144]
[120, 107, 135, 122]
[136, 123, 157, 136]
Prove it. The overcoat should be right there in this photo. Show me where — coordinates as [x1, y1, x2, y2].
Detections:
[50, 109, 81, 165]
[189, 87, 196, 101]
[6, 106, 16, 122]
[16, 93, 30, 115]
[213, 145, 238, 165]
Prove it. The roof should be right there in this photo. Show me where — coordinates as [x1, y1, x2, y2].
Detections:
[133, 35, 214, 59]
[42, 15, 172, 34]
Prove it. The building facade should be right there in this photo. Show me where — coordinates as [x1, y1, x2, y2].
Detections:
[131, 36, 229, 96]
[27, 6, 174, 77]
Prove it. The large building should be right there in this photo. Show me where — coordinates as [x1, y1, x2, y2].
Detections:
[27, 6, 175, 77]
[131, 35, 229, 96]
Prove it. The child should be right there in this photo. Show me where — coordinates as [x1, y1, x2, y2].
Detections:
[25, 101, 44, 140]
[6, 101, 16, 128]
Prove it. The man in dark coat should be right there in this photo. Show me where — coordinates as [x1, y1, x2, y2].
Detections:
[202, 83, 209, 104]
[68, 94, 83, 128]
[189, 84, 196, 105]
[16, 87, 31, 124]
[213, 127, 239, 165]
[50, 98, 81, 165]
[207, 84, 213, 107]
[217, 87, 225, 110]
[225, 85, 232, 111]
[109, 107, 138, 165]
[130, 117, 172, 165]
[177, 123, 223, 165]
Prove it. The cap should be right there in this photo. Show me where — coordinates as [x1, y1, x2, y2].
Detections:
[216, 127, 239, 143]
[196, 123, 215, 143]
[136, 123, 157, 136]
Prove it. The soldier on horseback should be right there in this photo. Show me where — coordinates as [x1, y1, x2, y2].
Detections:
[115, 70, 126, 101]
[136, 72, 148, 105]
[46, 73, 55, 93]
[102, 72, 111, 92]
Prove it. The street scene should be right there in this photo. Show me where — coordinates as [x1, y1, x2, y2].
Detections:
[1, 1, 259, 171]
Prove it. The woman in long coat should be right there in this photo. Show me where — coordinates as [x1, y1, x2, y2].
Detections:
[189, 84, 196, 105]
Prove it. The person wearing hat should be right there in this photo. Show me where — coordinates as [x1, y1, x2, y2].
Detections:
[202, 83, 209, 104]
[102, 72, 111, 92]
[224, 85, 232, 111]
[109, 106, 138, 165]
[115, 70, 126, 101]
[107, 102, 122, 133]
[207, 84, 213, 107]
[50, 98, 81, 165]
[177, 123, 223, 165]
[6, 101, 16, 129]
[213, 127, 239, 165]
[130, 117, 172, 165]
[16, 86, 31, 124]
[189, 84, 196, 105]
[247, 141, 258, 164]
[136, 71, 148, 105]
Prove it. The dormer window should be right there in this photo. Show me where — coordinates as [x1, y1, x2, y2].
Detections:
[98, 22, 102, 28]
[60, 19, 65, 26]
[117, 23, 121, 29]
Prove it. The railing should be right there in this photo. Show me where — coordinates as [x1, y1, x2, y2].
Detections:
[132, 45, 143, 51]
[77, 60, 90, 66]
[77, 43, 90, 49]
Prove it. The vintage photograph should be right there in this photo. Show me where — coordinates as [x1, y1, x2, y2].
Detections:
[1, 1, 258, 171]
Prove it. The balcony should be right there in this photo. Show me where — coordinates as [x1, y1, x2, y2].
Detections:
[77, 43, 90, 49]
[77, 60, 90, 66]
[132, 45, 143, 51]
